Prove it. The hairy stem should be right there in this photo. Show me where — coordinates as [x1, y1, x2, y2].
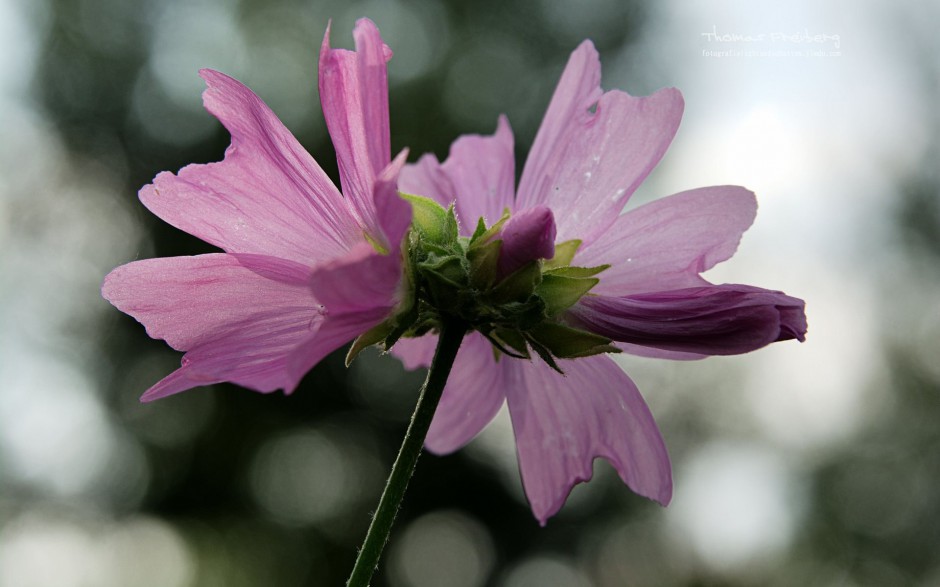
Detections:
[346, 318, 466, 587]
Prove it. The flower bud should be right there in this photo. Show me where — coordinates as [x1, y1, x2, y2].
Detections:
[497, 206, 556, 279]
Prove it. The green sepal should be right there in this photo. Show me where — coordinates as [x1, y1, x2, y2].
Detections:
[469, 208, 510, 246]
[543, 264, 610, 278]
[488, 261, 542, 304]
[401, 192, 459, 245]
[489, 328, 530, 358]
[538, 274, 600, 316]
[524, 334, 564, 374]
[419, 255, 467, 307]
[468, 239, 502, 289]
[543, 239, 582, 269]
[346, 320, 395, 366]
[526, 322, 619, 359]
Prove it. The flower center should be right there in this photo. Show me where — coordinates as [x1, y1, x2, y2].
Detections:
[347, 194, 619, 371]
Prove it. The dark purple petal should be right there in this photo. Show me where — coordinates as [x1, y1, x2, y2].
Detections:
[568, 284, 807, 356]
[497, 205, 556, 278]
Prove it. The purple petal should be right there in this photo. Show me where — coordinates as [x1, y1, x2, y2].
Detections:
[568, 284, 807, 356]
[102, 253, 319, 353]
[516, 41, 684, 245]
[319, 18, 393, 243]
[140, 70, 360, 266]
[440, 115, 516, 232]
[497, 205, 556, 278]
[399, 153, 457, 209]
[504, 354, 672, 525]
[577, 186, 758, 295]
[424, 332, 507, 455]
[615, 343, 707, 361]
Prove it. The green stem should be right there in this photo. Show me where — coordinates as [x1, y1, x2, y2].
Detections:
[346, 318, 466, 587]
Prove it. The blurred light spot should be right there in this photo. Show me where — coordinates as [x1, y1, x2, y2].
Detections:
[131, 70, 217, 147]
[389, 510, 495, 587]
[0, 355, 128, 500]
[149, 1, 247, 109]
[0, 512, 194, 587]
[0, 512, 102, 587]
[667, 442, 799, 571]
[249, 426, 381, 527]
[499, 556, 594, 587]
[98, 517, 195, 587]
[0, 0, 47, 100]
[594, 520, 686, 586]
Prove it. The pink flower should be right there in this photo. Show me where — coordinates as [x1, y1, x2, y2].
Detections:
[102, 19, 411, 401]
[391, 41, 807, 524]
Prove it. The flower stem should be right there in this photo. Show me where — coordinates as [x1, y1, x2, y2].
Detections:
[346, 318, 466, 587]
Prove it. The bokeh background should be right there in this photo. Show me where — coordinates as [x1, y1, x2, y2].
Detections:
[1, 0, 938, 585]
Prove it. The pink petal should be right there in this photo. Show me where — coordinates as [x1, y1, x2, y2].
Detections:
[440, 115, 516, 231]
[389, 335, 437, 370]
[504, 354, 672, 525]
[424, 332, 507, 455]
[140, 70, 360, 266]
[308, 242, 402, 314]
[319, 18, 393, 243]
[568, 285, 807, 356]
[373, 150, 412, 253]
[496, 205, 556, 279]
[101, 253, 328, 401]
[518, 87, 684, 246]
[517, 40, 602, 208]
[577, 186, 758, 295]
[102, 253, 319, 352]
[398, 153, 457, 209]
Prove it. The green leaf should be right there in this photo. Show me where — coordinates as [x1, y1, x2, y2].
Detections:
[469, 208, 511, 246]
[537, 274, 599, 316]
[526, 322, 618, 359]
[543, 239, 582, 269]
[524, 334, 564, 374]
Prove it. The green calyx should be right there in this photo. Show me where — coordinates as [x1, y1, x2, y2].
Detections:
[346, 194, 617, 372]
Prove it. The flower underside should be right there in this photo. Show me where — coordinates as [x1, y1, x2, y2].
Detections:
[347, 194, 617, 372]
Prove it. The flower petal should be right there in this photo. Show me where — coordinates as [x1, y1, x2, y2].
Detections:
[614, 343, 706, 361]
[319, 18, 393, 242]
[389, 335, 437, 370]
[568, 284, 807, 356]
[577, 186, 758, 295]
[440, 115, 516, 231]
[517, 40, 602, 207]
[424, 332, 507, 455]
[374, 150, 412, 253]
[504, 354, 672, 524]
[399, 153, 457, 209]
[102, 253, 319, 352]
[518, 87, 684, 246]
[496, 205, 556, 279]
[517, 41, 684, 245]
[140, 70, 360, 265]
[101, 253, 328, 401]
